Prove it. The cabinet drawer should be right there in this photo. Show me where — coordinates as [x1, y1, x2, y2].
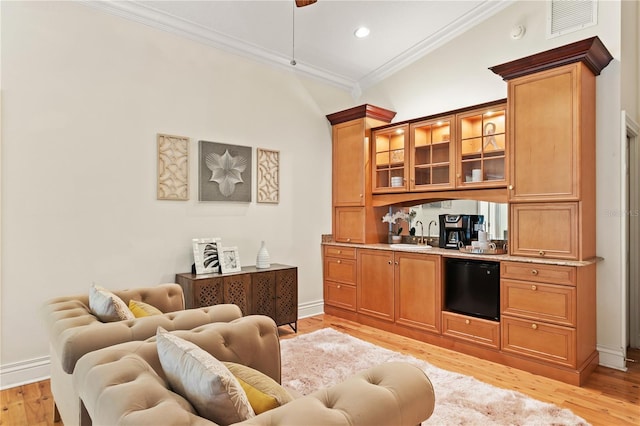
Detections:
[324, 245, 357, 260]
[324, 257, 357, 285]
[501, 316, 576, 368]
[442, 311, 499, 349]
[501, 279, 576, 326]
[324, 282, 356, 311]
[501, 261, 576, 286]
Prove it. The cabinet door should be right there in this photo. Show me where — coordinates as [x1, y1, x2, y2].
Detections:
[252, 271, 276, 320]
[508, 64, 583, 201]
[223, 274, 251, 316]
[357, 249, 394, 322]
[510, 202, 579, 260]
[275, 268, 298, 326]
[372, 124, 409, 193]
[333, 120, 366, 206]
[194, 278, 224, 309]
[409, 116, 455, 191]
[394, 252, 441, 333]
[334, 207, 366, 243]
[456, 105, 506, 188]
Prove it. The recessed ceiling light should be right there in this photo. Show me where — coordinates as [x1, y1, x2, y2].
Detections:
[354, 27, 370, 38]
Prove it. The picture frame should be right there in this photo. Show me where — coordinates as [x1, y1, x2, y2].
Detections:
[192, 237, 221, 275]
[219, 246, 241, 274]
[257, 148, 280, 203]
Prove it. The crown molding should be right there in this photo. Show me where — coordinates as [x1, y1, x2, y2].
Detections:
[81, 0, 513, 95]
[357, 0, 515, 90]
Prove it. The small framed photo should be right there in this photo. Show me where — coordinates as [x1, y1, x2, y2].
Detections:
[219, 246, 241, 274]
[192, 238, 221, 275]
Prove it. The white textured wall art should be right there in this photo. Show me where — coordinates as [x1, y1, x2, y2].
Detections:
[157, 133, 189, 200]
[257, 148, 280, 203]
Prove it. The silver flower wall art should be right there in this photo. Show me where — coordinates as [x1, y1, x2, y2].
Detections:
[198, 141, 252, 202]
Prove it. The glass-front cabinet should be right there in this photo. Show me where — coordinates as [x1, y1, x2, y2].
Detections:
[410, 116, 455, 190]
[456, 104, 506, 187]
[373, 124, 409, 192]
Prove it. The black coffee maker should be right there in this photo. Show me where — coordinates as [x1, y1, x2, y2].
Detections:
[439, 214, 484, 249]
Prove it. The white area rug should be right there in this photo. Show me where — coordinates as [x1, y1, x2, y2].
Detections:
[280, 328, 589, 425]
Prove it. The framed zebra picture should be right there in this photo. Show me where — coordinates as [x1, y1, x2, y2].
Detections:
[192, 237, 222, 274]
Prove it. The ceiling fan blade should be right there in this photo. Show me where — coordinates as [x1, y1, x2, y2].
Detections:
[295, 0, 317, 7]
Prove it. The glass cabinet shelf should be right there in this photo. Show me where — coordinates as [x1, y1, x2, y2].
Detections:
[410, 116, 454, 189]
[374, 124, 408, 191]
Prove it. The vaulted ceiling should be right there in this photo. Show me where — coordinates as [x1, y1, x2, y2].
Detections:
[87, 0, 514, 94]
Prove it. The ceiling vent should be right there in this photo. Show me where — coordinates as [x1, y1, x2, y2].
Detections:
[547, 0, 597, 38]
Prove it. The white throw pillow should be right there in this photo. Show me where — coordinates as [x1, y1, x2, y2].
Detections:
[156, 327, 255, 425]
[89, 284, 135, 322]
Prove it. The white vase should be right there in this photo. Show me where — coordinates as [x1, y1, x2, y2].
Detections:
[256, 241, 271, 269]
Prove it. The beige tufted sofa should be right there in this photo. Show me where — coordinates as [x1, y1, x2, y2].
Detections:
[42, 283, 243, 426]
[74, 315, 436, 426]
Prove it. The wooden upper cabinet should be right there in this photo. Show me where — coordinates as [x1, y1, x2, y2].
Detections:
[507, 63, 588, 201]
[410, 116, 455, 191]
[333, 120, 367, 207]
[490, 36, 613, 203]
[327, 104, 396, 244]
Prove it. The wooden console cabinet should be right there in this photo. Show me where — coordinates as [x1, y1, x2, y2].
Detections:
[176, 264, 298, 331]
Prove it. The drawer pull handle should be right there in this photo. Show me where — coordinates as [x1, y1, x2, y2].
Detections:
[337, 260, 342, 264]
[509, 184, 514, 190]
[465, 319, 470, 325]
[538, 250, 545, 256]
[531, 285, 537, 291]
[347, 238, 351, 242]
[337, 285, 341, 289]
[531, 323, 538, 330]
[531, 269, 538, 275]
[337, 250, 342, 254]
[388, 261, 392, 265]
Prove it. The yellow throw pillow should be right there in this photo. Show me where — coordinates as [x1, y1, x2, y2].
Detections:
[224, 362, 294, 414]
[89, 284, 135, 322]
[129, 299, 163, 317]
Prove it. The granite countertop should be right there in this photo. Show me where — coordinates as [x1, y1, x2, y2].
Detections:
[321, 238, 601, 266]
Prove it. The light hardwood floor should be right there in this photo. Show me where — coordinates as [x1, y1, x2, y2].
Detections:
[2, 314, 639, 425]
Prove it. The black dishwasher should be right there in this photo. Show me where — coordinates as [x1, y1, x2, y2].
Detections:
[444, 258, 500, 321]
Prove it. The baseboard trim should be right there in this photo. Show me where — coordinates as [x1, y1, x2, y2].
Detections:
[298, 299, 324, 319]
[597, 344, 628, 371]
[0, 356, 51, 390]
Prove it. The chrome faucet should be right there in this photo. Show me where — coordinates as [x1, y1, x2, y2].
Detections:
[416, 221, 425, 245]
[428, 220, 437, 244]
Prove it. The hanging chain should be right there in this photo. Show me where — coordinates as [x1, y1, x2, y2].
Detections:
[290, 2, 297, 66]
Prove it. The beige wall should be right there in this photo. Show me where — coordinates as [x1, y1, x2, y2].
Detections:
[360, 0, 627, 368]
[0, 1, 351, 386]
